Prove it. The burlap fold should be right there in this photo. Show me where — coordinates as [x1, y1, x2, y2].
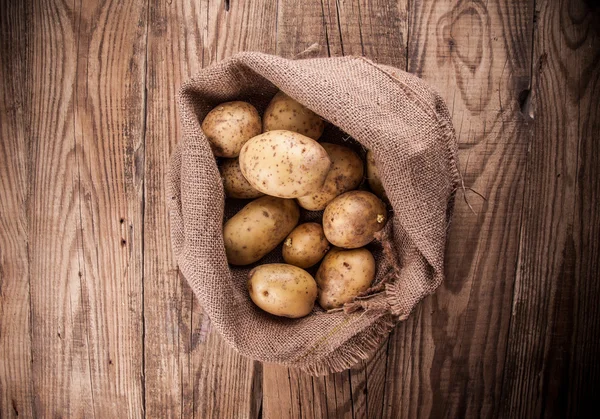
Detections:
[167, 52, 459, 375]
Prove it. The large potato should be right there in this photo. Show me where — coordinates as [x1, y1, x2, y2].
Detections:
[263, 91, 325, 140]
[219, 158, 264, 199]
[201, 101, 261, 157]
[323, 191, 387, 248]
[297, 143, 364, 210]
[316, 247, 375, 310]
[239, 130, 332, 198]
[366, 150, 387, 200]
[282, 223, 330, 268]
[224, 196, 300, 265]
[247, 263, 318, 318]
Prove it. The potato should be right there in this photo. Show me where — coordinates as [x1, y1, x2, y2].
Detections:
[366, 150, 387, 200]
[239, 130, 332, 198]
[247, 263, 318, 318]
[223, 196, 300, 265]
[282, 223, 330, 268]
[263, 91, 325, 140]
[219, 158, 264, 199]
[297, 143, 364, 210]
[323, 191, 387, 248]
[201, 101, 262, 157]
[316, 247, 375, 310]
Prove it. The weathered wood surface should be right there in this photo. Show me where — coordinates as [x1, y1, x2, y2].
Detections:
[0, 0, 598, 417]
[500, 0, 600, 417]
[1, 2, 34, 417]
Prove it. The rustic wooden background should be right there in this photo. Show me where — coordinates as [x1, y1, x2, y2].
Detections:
[1, 0, 599, 417]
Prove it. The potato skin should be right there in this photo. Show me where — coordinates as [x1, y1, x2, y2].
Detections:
[297, 143, 364, 210]
[282, 223, 330, 268]
[316, 247, 375, 310]
[239, 130, 332, 198]
[247, 263, 318, 318]
[201, 101, 262, 157]
[366, 150, 387, 200]
[219, 158, 264, 199]
[323, 191, 387, 248]
[263, 91, 325, 140]
[224, 196, 300, 265]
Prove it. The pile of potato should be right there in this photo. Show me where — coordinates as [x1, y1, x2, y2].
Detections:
[202, 92, 388, 319]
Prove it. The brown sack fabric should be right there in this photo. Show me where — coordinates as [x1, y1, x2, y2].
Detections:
[167, 52, 460, 375]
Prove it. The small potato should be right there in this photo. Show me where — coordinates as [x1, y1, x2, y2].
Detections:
[224, 196, 300, 265]
[239, 130, 332, 198]
[283, 223, 330, 268]
[323, 191, 387, 249]
[316, 247, 375, 310]
[202, 101, 262, 157]
[366, 150, 387, 200]
[263, 91, 325, 140]
[297, 143, 364, 210]
[219, 158, 264, 199]
[248, 263, 318, 318]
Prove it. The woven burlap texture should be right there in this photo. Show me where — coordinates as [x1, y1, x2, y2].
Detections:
[167, 52, 460, 375]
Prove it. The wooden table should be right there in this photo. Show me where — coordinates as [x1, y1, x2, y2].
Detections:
[1, 0, 599, 417]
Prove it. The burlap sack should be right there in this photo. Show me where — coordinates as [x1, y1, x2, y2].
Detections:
[167, 52, 460, 375]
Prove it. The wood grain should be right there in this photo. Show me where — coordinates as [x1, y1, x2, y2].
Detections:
[500, 1, 600, 417]
[142, 0, 204, 416]
[18, 0, 147, 416]
[26, 0, 95, 416]
[0, 2, 34, 417]
[204, 0, 278, 64]
[72, 0, 147, 415]
[381, 0, 534, 417]
[2, 1, 149, 417]
[275, 0, 330, 57]
[327, 0, 407, 67]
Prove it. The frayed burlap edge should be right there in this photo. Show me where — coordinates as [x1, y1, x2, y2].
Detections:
[300, 312, 395, 375]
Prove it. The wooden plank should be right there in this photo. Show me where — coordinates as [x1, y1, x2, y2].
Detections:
[380, 0, 534, 417]
[263, 364, 295, 418]
[500, 0, 600, 417]
[329, 0, 407, 67]
[349, 363, 368, 418]
[0, 2, 34, 418]
[142, 0, 205, 416]
[75, 0, 147, 414]
[264, 366, 357, 419]
[72, 0, 148, 415]
[294, 369, 323, 419]
[363, 335, 391, 418]
[382, 303, 433, 418]
[143, 0, 276, 417]
[276, 0, 331, 57]
[25, 0, 147, 416]
[192, 330, 263, 418]
[204, 0, 278, 63]
[326, 371, 354, 419]
[26, 0, 95, 416]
